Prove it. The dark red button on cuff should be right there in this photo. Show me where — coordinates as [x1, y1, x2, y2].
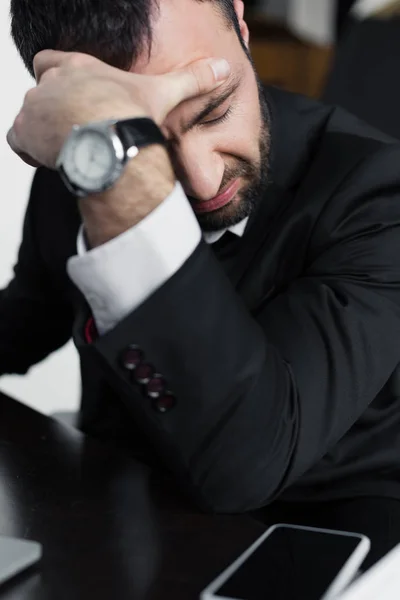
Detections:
[121, 345, 144, 370]
[133, 363, 154, 385]
[120, 345, 176, 413]
[153, 392, 176, 413]
[146, 375, 166, 399]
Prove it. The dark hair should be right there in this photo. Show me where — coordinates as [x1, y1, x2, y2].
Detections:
[10, 0, 246, 79]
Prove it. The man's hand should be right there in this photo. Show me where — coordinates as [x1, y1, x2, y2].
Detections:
[6, 50, 231, 170]
[6, 50, 230, 247]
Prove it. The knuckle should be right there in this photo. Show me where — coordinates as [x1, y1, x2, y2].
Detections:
[11, 114, 23, 141]
[66, 53, 85, 69]
[23, 87, 36, 103]
[66, 55, 80, 69]
[41, 67, 58, 83]
[67, 53, 95, 69]
[6, 128, 16, 151]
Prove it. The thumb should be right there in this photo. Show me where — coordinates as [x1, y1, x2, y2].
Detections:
[158, 58, 231, 121]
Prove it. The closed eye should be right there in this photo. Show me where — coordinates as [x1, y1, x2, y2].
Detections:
[202, 106, 233, 127]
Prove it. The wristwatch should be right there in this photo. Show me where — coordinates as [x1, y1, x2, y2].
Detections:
[56, 117, 166, 198]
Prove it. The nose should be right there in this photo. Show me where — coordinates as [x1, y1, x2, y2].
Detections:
[169, 137, 225, 202]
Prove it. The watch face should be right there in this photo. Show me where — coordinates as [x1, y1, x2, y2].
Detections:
[64, 129, 117, 191]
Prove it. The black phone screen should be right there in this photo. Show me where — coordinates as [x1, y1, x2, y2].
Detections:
[214, 526, 362, 600]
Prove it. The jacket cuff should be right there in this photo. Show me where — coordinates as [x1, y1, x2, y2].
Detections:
[68, 181, 202, 335]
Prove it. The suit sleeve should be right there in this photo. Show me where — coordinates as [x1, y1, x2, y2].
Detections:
[0, 170, 73, 375]
[67, 182, 202, 335]
[74, 145, 400, 513]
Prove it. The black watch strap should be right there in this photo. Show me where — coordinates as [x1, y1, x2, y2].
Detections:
[115, 117, 166, 153]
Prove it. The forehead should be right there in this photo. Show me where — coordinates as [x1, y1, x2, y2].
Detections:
[132, 0, 240, 76]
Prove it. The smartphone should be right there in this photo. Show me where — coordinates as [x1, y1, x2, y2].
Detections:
[200, 523, 370, 600]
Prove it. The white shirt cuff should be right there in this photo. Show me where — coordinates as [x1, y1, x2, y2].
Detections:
[67, 181, 202, 335]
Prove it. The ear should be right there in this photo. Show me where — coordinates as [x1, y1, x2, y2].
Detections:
[233, 0, 250, 48]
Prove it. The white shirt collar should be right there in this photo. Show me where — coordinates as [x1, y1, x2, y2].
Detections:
[203, 217, 249, 245]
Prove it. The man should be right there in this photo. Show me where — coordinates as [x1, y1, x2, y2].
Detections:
[5, 0, 400, 568]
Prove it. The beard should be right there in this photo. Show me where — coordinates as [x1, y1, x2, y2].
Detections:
[188, 74, 271, 233]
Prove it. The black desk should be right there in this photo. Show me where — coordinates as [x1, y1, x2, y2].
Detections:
[0, 392, 263, 600]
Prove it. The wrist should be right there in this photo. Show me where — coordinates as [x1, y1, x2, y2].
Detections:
[79, 144, 176, 248]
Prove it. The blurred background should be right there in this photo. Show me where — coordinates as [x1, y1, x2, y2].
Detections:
[1, 0, 400, 415]
[246, 0, 400, 138]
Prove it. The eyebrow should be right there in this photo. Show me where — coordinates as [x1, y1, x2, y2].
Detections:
[179, 72, 242, 136]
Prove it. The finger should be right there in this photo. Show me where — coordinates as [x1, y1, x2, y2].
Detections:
[6, 127, 41, 168]
[158, 58, 231, 120]
[6, 125, 20, 155]
[33, 50, 69, 83]
[39, 67, 59, 85]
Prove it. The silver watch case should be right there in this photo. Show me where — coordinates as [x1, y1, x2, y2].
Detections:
[56, 118, 139, 198]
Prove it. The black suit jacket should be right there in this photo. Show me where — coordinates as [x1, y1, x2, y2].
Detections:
[3, 87, 400, 513]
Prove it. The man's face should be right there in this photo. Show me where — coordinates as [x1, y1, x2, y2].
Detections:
[132, 0, 270, 232]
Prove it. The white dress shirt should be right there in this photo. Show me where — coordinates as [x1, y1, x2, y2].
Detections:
[67, 182, 248, 335]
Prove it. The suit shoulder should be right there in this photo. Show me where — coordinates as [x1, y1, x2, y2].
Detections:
[265, 88, 397, 193]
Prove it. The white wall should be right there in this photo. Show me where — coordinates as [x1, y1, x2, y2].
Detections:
[0, 6, 80, 415]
